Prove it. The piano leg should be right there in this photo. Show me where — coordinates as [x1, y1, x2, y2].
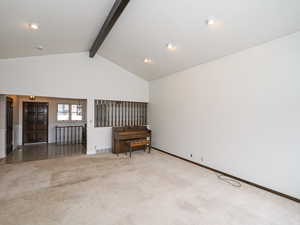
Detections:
[129, 146, 132, 158]
[148, 138, 151, 154]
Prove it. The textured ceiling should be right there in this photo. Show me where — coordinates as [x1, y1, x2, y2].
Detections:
[1, 0, 300, 80]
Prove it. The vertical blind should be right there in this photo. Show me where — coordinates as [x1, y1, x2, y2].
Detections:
[95, 100, 148, 127]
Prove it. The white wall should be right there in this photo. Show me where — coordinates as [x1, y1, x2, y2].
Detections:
[0, 52, 149, 154]
[7, 95, 20, 149]
[150, 32, 300, 199]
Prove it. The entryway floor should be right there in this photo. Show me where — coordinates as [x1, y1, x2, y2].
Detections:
[4, 143, 86, 164]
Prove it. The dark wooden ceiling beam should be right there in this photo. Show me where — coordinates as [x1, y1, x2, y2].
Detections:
[89, 0, 130, 58]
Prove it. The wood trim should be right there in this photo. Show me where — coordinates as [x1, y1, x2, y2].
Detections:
[152, 147, 300, 204]
[89, 0, 130, 57]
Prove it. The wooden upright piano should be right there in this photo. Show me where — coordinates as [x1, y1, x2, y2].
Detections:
[112, 126, 151, 154]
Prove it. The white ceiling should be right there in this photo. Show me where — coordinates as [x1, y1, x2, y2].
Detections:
[1, 0, 300, 80]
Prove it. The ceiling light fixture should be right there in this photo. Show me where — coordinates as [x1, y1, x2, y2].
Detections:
[28, 23, 39, 30]
[35, 45, 44, 50]
[166, 43, 177, 51]
[29, 96, 36, 100]
[144, 58, 152, 64]
[206, 19, 215, 25]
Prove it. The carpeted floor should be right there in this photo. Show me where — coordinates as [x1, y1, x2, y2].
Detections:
[0, 150, 299, 225]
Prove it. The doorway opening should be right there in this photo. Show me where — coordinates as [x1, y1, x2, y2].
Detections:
[6, 97, 13, 155]
[23, 101, 49, 144]
[1, 95, 87, 163]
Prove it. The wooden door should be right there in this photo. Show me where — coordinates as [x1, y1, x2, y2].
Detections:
[23, 102, 48, 144]
[6, 97, 13, 155]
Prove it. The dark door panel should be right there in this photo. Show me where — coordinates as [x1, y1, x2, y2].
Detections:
[6, 97, 13, 155]
[23, 102, 48, 144]
[36, 131, 48, 142]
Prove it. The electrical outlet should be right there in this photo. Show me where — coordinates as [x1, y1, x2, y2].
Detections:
[190, 154, 193, 158]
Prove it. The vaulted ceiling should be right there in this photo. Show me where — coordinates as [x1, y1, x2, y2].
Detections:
[1, 0, 300, 80]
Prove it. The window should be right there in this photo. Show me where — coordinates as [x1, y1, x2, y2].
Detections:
[57, 104, 83, 121]
[57, 104, 69, 121]
[71, 104, 83, 121]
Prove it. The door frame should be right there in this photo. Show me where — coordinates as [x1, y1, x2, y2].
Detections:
[6, 97, 13, 155]
[22, 101, 49, 145]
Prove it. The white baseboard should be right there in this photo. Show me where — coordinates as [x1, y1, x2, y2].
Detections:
[96, 148, 112, 153]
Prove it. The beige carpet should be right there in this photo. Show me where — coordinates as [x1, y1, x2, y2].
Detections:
[0, 150, 299, 225]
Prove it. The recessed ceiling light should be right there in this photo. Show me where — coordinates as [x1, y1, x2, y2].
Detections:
[206, 19, 215, 25]
[35, 45, 44, 50]
[166, 43, 177, 51]
[28, 23, 39, 30]
[144, 58, 152, 64]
